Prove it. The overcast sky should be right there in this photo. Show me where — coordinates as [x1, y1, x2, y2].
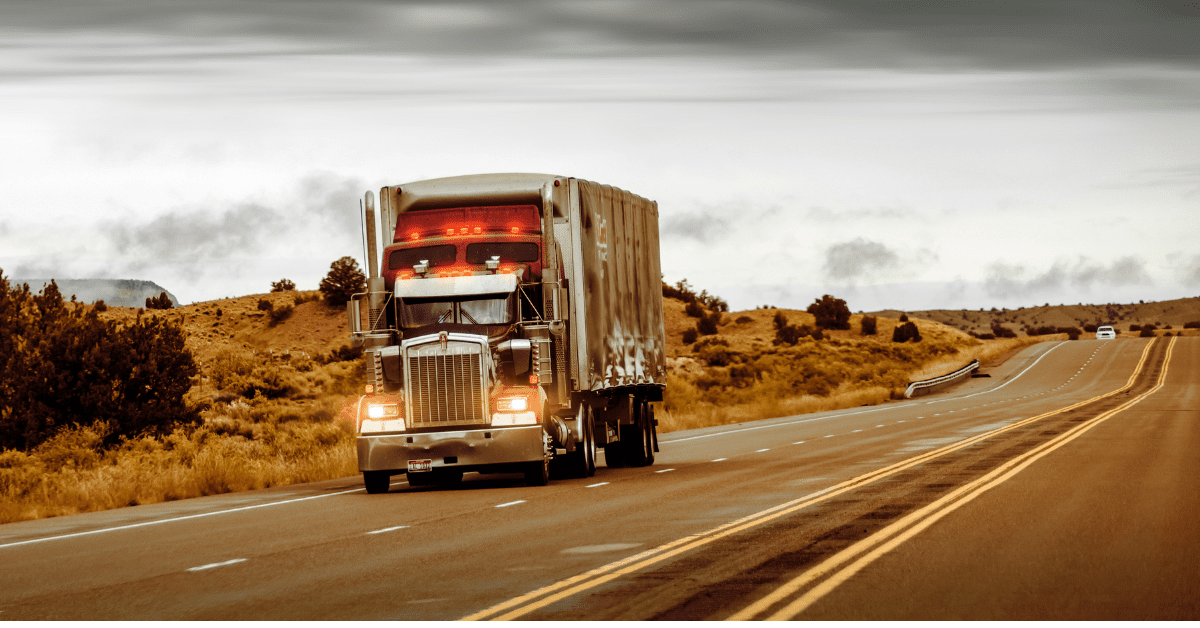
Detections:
[2, 0, 1198, 311]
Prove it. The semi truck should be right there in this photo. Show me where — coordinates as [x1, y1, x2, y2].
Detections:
[346, 173, 666, 493]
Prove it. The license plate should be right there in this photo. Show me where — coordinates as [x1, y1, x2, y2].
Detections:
[408, 459, 433, 473]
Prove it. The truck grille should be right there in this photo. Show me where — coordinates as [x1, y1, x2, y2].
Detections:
[406, 347, 486, 427]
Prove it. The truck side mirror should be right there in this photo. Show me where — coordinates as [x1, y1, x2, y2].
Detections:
[496, 339, 533, 376]
[347, 298, 362, 334]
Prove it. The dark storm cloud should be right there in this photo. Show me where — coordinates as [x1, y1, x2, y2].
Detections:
[98, 172, 364, 277]
[3, 0, 1198, 70]
[984, 256, 1151, 298]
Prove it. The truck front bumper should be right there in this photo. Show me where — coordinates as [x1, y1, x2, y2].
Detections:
[357, 425, 544, 474]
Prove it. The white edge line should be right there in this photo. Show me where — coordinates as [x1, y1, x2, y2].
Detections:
[187, 558, 247, 572]
[366, 526, 410, 535]
[0, 486, 365, 550]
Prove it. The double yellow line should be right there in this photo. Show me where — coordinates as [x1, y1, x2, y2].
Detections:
[462, 340, 1160, 621]
[731, 336, 1175, 620]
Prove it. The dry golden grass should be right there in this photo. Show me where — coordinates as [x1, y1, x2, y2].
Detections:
[0, 412, 359, 525]
[658, 307, 1059, 435]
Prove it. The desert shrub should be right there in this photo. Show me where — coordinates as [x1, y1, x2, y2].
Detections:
[1129, 324, 1141, 332]
[215, 308, 222, 317]
[0, 274, 198, 451]
[1184, 321, 1200, 329]
[861, 315, 877, 336]
[807, 294, 851, 330]
[682, 328, 699, 345]
[318, 344, 361, 364]
[1028, 325, 1060, 336]
[1139, 324, 1157, 337]
[735, 315, 753, 324]
[662, 278, 728, 313]
[93, 300, 107, 312]
[145, 291, 173, 310]
[970, 332, 996, 340]
[696, 343, 737, 367]
[697, 311, 721, 336]
[892, 321, 922, 343]
[1062, 327, 1082, 340]
[271, 278, 296, 292]
[257, 298, 273, 312]
[1164, 324, 1172, 330]
[684, 300, 704, 318]
[899, 313, 910, 322]
[319, 256, 366, 307]
[294, 291, 321, 306]
[1083, 323, 1098, 333]
[990, 323, 1017, 339]
[773, 312, 822, 345]
[267, 304, 294, 327]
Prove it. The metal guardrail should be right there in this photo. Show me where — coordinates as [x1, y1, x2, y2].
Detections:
[904, 359, 979, 399]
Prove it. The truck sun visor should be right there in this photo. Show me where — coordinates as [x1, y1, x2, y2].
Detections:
[394, 272, 519, 299]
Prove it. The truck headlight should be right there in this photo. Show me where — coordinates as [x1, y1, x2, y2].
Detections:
[367, 403, 399, 419]
[496, 397, 528, 412]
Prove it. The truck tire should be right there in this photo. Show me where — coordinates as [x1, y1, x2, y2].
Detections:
[622, 400, 649, 467]
[525, 456, 549, 486]
[563, 404, 596, 478]
[643, 402, 655, 466]
[604, 441, 625, 469]
[364, 471, 390, 494]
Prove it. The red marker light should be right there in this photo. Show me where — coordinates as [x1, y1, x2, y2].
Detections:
[365, 384, 374, 394]
[529, 374, 538, 384]
[474, 226, 482, 235]
[446, 228, 454, 236]
[511, 227, 519, 234]
[410, 232, 419, 240]
[459, 227, 468, 235]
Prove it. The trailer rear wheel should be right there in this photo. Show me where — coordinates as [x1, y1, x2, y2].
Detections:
[643, 402, 656, 466]
[622, 400, 650, 467]
[364, 471, 390, 494]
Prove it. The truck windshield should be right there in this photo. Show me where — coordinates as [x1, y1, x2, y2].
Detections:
[400, 294, 515, 328]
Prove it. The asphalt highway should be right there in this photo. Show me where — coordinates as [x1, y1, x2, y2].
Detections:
[1, 336, 1194, 620]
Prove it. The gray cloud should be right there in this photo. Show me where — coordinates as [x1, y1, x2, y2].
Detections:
[984, 256, 1152, 298]
[660, 211, 732, 243]
[3, 0, 1198, 72]
[822, 237, 926, 283]
[98, 172, 364, 279]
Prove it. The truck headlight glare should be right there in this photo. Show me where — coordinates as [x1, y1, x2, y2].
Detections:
[497, 397, 528, 412]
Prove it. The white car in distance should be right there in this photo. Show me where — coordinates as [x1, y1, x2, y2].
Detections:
[1096, 325, 1116, 340]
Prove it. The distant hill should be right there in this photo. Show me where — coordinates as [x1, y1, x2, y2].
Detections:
[869, 296, 1200, 337]
[13, 278, 179, 308]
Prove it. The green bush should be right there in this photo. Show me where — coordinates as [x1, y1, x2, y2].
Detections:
[861, 315, 877, 336]
[697, 311, 721, 336]
[684, 301, 704, 318]
[682, 328, 699, 345]
[145, 291, 173, 310]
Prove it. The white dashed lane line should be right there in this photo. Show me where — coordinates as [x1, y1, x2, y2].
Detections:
[792, 441, 805, 445]
[711, 458, 727, 462]
[495, 500, 526, 508]
[366, 526, 409, 535]
[187, 558, 246, 573]
[586, 482, 610, 488]
[756, 448, 770, 453]
[656, 469, 675, 474]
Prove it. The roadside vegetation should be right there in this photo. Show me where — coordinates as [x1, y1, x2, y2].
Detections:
[658, 283, 1056, 433]
[0, 270, 363, 525]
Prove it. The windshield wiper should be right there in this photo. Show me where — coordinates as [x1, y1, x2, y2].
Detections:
[460, 308, 480, 325]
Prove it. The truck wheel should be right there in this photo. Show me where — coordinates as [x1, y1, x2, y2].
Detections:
[622, 412, 648, 468]
[364, 471, 390, 494]
[643, 402, 655, 466]
[565, 404, 596, 478]
[525, 456, 549, 487]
